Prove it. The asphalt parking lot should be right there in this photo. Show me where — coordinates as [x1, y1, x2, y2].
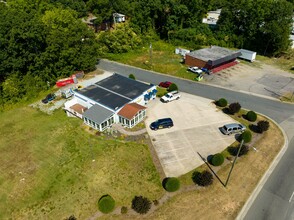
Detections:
[145, 93, 238, 177]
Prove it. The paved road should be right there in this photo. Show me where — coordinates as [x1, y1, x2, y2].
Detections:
[97, 59, 294, 219]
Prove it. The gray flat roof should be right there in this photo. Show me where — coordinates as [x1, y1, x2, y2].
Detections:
[95, 73, 153, 99]
[77, 84, 131, 110]
[83, 104, 114, 124]
[187, 46, 239, 62]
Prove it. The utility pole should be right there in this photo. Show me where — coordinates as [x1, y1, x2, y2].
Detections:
[225, 139, 244, 187]
[149, 43, 153, 69]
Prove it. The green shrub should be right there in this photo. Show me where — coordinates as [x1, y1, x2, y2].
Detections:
[167, 83, 178, 92]
[156, 87, 168, 97]
[246, 111, 257, 122]
[216, 98, 228, 107]
[131, 196, 151, 214]
[241, 130, 252, 143]
[228, 102, 241, 114]
[65, 215, 77, 220]
[211, 153, 224, 166]
[162, 177, 180, 192]
[257, 120, 270, 133]
[121, 206, 128, 214]
[192, 170, 213, 186]
[153, 200, 159, 206]
[129, 74, 136, 80]
[98, 195, 115, 214]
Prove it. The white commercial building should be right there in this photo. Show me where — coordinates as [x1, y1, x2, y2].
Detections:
[64, 73, 157, 131]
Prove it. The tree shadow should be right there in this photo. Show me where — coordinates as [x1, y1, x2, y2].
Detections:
[207, 155, 213, 165]
[162, 177, 169, 190]
[242, 114, 247, 120]
[222, 107, 234, 115]
[249, 124, 261, 133]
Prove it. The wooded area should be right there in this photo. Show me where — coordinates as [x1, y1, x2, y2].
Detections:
[0, 0, 293, 104]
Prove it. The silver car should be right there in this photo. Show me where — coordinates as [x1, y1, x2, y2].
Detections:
[220, 123, 246, 135]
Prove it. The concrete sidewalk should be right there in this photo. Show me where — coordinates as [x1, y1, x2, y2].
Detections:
[112, 124, 147, 136]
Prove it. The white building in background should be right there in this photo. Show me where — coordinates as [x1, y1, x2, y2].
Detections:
[202, 9, 222, 26]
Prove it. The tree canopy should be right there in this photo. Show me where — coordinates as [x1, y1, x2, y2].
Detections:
[0, 0, 293, 104]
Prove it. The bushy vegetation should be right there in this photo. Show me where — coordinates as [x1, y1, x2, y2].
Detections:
[167, 83, 178, 92]
[132, 196, 152, 214]
[1, 0, 293, 106]
[162, 177, 181, 192]
[65, 215, 77, 220]
[241, 130, 252, 143]
[257, 120, 270, 133]
[216, 98, 228, 107]
[228, 102, 241, 114]
[129, 74, 136, 80]
[121, 206, 128, 214]
[246, 111, 257, 122]
[228, 145, 250, 157]
[211, 153, 225, 166]
[98, 195, 116, 214]
[192, 170, 213, 187]
[97, 23, 142, 53]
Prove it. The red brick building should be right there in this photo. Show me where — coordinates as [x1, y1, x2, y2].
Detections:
[185, 46, 241, 71]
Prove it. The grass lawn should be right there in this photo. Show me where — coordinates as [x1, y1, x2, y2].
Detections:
[256, 50, 294, 74]
[0, 107, 163, 219]
[103, 41, 198, 81]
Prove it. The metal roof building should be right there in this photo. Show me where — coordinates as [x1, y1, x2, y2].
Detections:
[185, 46, 241, 71]
[64, 73, 156, 131]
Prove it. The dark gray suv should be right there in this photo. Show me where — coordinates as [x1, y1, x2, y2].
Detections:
[150, 118, 174, 130]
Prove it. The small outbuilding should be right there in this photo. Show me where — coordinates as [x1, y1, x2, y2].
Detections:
[185, 46, 241, 72]
[238, 49, 257, 62]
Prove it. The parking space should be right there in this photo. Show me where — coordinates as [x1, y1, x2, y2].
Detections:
[145, 93, 237, 177]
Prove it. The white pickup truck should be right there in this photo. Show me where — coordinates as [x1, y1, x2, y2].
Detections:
[160, 91, 181, 103]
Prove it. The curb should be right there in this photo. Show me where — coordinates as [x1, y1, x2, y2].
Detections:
[236, 113, 289, 220]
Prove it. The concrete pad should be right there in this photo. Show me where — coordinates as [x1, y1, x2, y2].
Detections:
[146, 93, 238, 177]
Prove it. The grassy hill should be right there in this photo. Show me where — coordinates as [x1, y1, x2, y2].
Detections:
[0, 107, 163, 219]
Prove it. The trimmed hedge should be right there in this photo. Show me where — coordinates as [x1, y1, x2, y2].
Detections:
[211, 153, 224, 166]
[132, 196, 151, 214]
[257, 120, 270, 133]
[121, 206, 128, 214]
[167, 83, 178, 92]
[228, 102, 241, 114]
[98, 195, 115, 214]
[241, 130, 252, 143]
[246, 111, 257, 122]
[216, 98, 228, 107]
[162, 177, 180, 192]
[192, 170, 213, 186]
[128, 74, 136, 80]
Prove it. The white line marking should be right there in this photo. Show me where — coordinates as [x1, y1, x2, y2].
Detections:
[289, 191, 294, 203]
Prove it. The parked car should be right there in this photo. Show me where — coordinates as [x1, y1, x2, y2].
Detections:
[220, 123, 246, 135]
[201, 68, 211, 75]
[42, 93, 56, 104]
[194, 73, 203, 81]
[159, 81, 172, 88]
[150, 118, 174, 130]
[160, 91, 181, 103]
[188, 66, 203, 74]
